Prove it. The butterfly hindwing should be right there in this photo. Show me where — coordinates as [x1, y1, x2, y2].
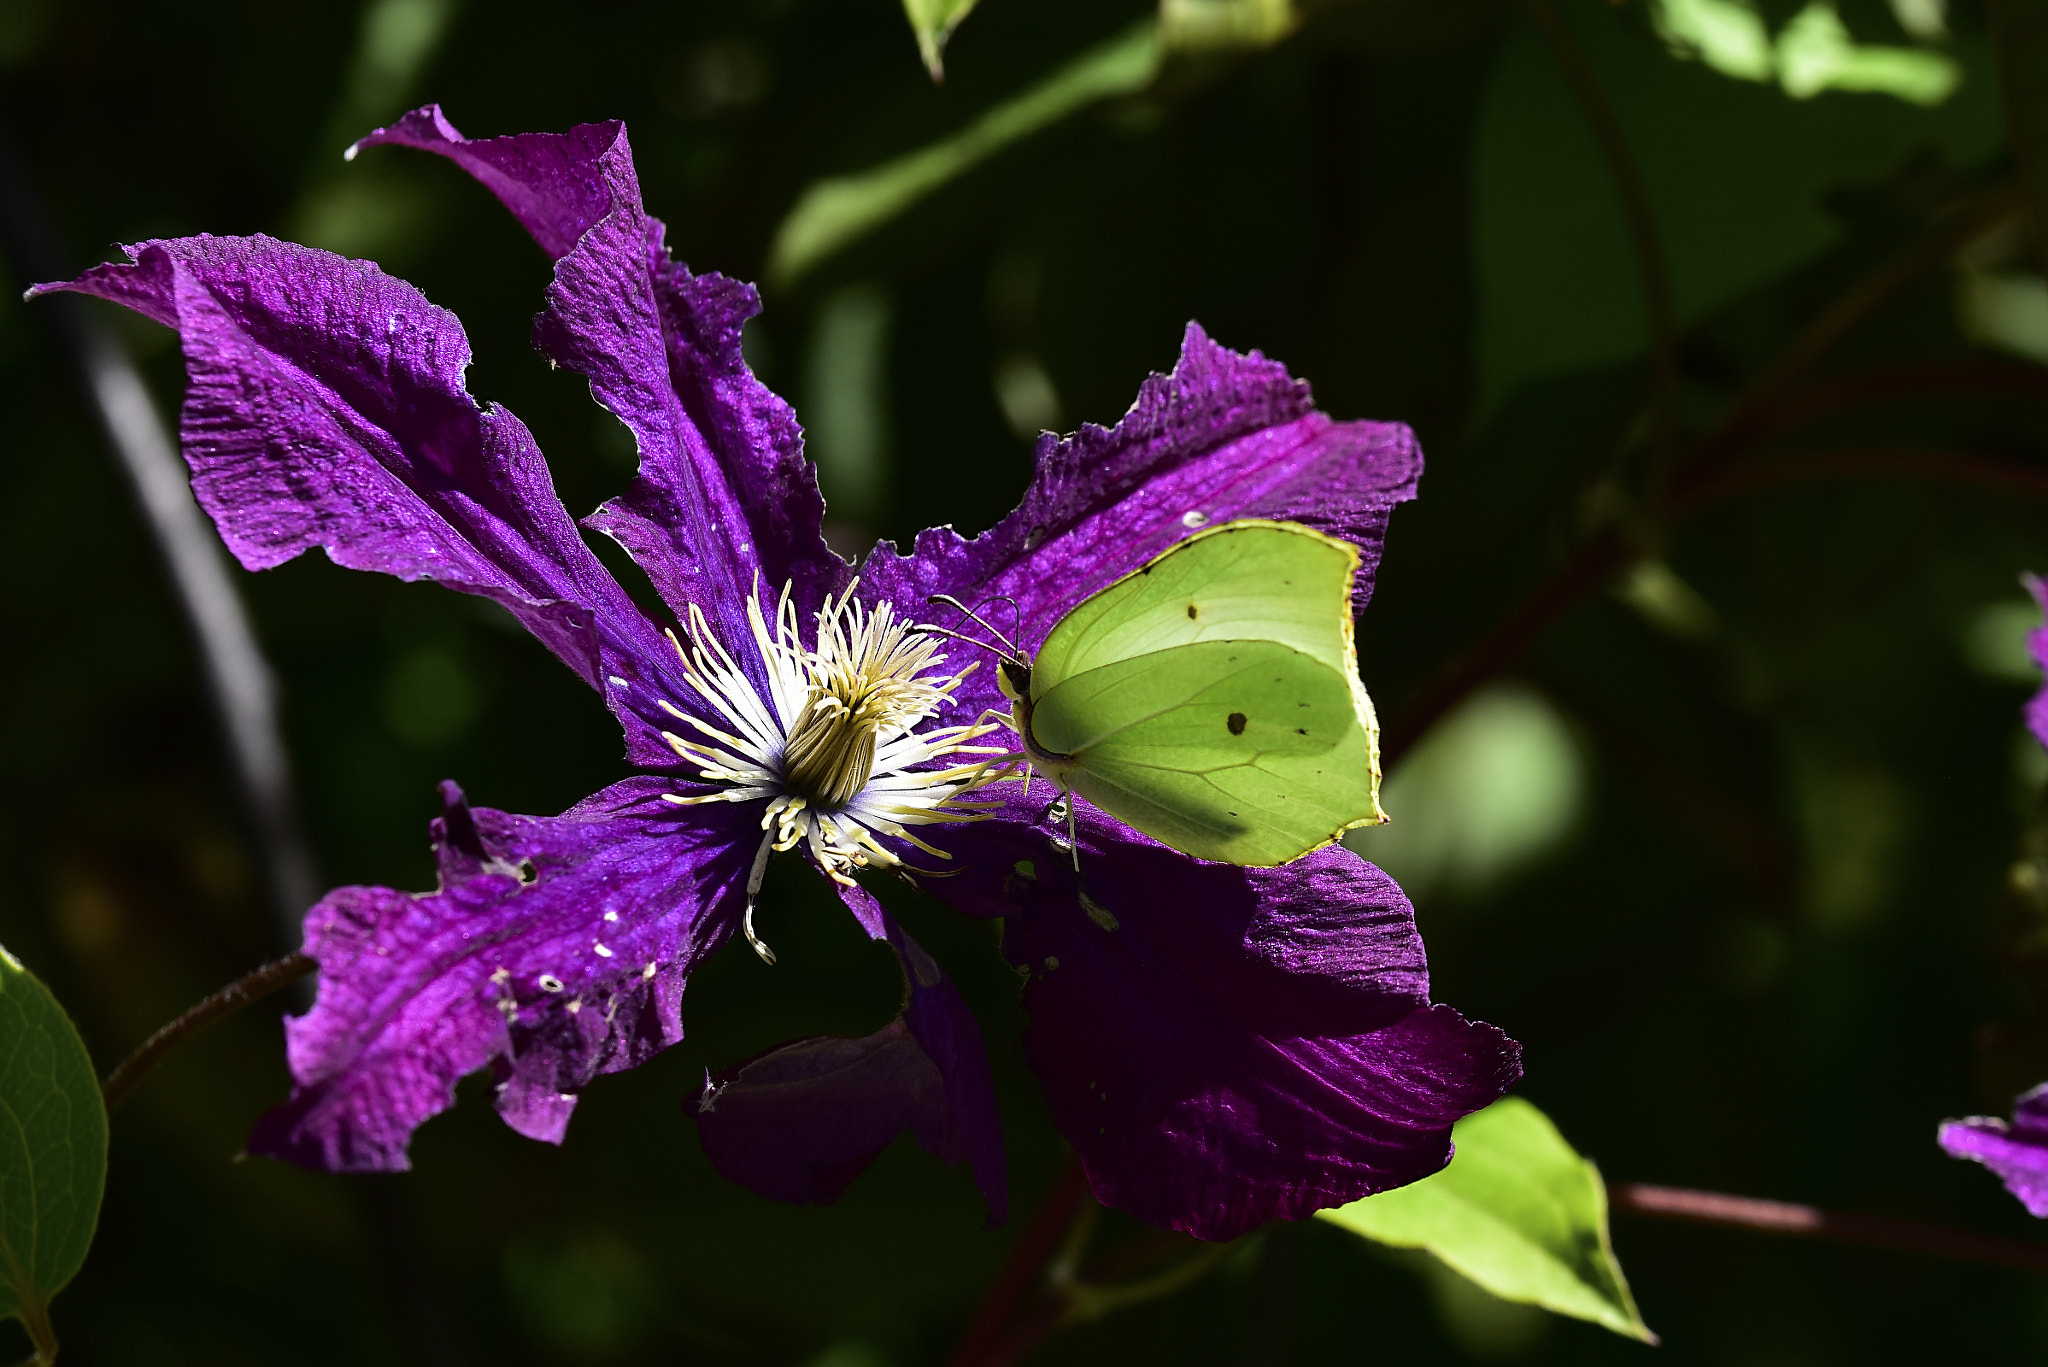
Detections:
[1031, 638, 1379, 866]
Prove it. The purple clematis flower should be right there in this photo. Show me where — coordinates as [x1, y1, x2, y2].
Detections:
[1939, 1084, 2048, 1215]
[35, 107, 1520, 1241]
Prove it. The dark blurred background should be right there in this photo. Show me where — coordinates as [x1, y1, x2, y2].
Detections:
[6, 0, 2048, 1360]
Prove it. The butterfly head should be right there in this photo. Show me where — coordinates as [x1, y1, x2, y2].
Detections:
[997, 656, 1033, 704]
[920, 592, 1031, 699]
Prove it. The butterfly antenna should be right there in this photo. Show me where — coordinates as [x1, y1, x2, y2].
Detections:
[995, 595, 1023, 653]
[927, 593, 1020, 658]
[915, 621, 1012, 658]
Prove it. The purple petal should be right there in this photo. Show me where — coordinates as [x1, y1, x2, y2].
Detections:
[861, 323, 1421, 716]
[33, 237, 691, 767]
[356, 107, 845, 645]
[2025, 575, 2048, 752]
[936, 802, 1520, 1240]
[1942, 1129, 2048, 1216]
[250, 779, 754, 1171]
[693, 882, 1007, 1223]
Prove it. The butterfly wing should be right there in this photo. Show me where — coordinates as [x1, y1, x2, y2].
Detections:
[1034, 519, 1369, 686]
[1030, 638, 1380, 866]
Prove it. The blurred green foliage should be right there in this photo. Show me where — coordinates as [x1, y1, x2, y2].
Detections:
[6, 0, 2048, 1362]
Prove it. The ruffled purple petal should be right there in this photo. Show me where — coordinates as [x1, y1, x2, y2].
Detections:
[249, 779, 754, 1171]
[693, 882, 1007, 1223]
[935, 800, 1520, 1241]
[1940, 1082, 2048, 1217]
[861, 324, 1421, 715]
[33, 237, 690, 766]
[356, 107, 845, 648]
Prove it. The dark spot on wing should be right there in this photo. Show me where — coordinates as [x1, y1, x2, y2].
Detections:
[1186, 603, 1198, 620]
[1296, 727, 1308, 735]
[1227, 712, 1247, 735]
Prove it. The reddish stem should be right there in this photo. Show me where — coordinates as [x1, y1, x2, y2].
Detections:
[949, 1158, 1090, 1367]
[100, 950, 314, 1115]
[1612, 1183, 2048, 1275]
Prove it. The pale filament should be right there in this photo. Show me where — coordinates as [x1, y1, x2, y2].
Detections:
[657, 578, 1017, 961]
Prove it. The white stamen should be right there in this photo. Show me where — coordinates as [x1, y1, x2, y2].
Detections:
[656, 577, 1018, 952]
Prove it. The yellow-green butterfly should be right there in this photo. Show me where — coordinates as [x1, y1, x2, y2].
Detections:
[928, 519, 1386, 867]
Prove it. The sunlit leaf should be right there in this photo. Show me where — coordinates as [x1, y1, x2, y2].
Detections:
[1777, 2, 1960, 104]
[1158, 0, 1295, 53]
[1319, 1097, 1654, 1343]
[1652, 0, 1774, 82]
[0, 945, 108, 1354]
[767, 20, 1160, 287]
[901, 0, 982, 82]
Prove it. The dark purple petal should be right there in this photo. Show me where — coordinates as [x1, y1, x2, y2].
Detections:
[34, 237, 690, 766]
[1940, 1082, 2048, 1217]
[693, 882, 1007, 1223]
[935, 801, 1519, 1240]
[357, 107, 845, 647]
[249, 779, 754, 1171]
[861, 324, 1421, 715]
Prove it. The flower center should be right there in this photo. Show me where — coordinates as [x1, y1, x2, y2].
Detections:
[779, 592, 951, 807]
[653, 579, 1014, 960]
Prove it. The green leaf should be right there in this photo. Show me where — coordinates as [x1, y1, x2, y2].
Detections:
[0, 944, 108, 1355]
[901, 0, 982, 81]
[1318, 1097, 1654, 1343]
[766, 20, 1160, 287]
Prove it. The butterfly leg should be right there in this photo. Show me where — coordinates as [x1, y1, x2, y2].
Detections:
[1037, 792, 1081, 874]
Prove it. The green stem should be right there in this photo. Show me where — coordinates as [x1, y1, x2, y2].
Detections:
[13, 1292, 59, 1364]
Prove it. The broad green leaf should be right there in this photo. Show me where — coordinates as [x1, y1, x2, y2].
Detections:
[1319, 1097, 1653, 1343]
[767, 20, 1160, 286]
[0, 945, 108, 1350]
[902, 0, 982, 81]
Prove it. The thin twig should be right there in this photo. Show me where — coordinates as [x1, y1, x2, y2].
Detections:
[1675, 448, 2048, 514]
[100, 951, 316, 1115]
[1681, 182, 2026, 483]
[0, 121, 321, 954]
[1612, 1182, 2048, 1276]
[1519, 0, 1678, 473]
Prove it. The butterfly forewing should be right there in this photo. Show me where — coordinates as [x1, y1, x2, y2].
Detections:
[1031, 520, 1363, 693]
